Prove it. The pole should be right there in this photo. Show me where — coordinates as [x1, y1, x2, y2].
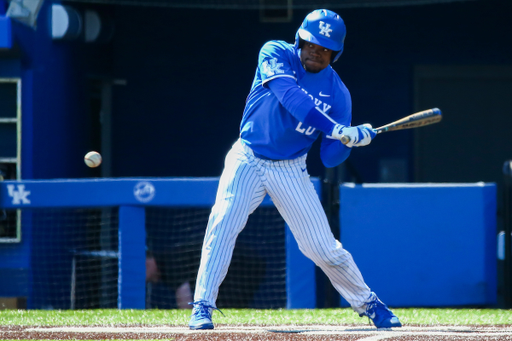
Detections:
[502, 161, 512, 308]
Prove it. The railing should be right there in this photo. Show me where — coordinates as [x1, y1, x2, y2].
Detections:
[0, 177, 319, 309]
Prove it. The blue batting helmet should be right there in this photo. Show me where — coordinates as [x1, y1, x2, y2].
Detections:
[294, 9, 346, 63]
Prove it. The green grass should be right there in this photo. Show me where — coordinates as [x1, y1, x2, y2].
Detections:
[0, 308, 511, 326]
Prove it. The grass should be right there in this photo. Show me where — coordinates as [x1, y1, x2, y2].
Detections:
[0, 308, 511, 326]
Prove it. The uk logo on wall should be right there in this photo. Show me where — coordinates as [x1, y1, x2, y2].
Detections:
[7, 184, 31, 205]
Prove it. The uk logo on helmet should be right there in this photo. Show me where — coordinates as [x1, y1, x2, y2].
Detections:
[319, 21, 332, 37]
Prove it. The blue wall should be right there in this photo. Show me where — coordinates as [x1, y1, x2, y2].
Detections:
[0, 1, 112, 179]
[340, 183, 497, 307]
[0, 177, 319, 309]
[0, 179, 498, 308]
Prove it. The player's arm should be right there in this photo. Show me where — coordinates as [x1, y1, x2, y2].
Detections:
[267, 77, 357, 167]
[320, 137, 351, 167]
[319, 87, 374, 167]
[259, 41, 374, 145]
[266, 77, 336, 135]
[267, 77, 375, 147]
[258, 41, 338, 135]
[319, 91, 352, 167]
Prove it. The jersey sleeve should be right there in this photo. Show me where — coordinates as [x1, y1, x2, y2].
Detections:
[267, 77, 335, 133]
[259, 41, 297, 86]
[320, 80, 353, 168]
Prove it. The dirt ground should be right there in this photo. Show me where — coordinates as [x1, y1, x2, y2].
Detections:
[1, 324, 512, 340]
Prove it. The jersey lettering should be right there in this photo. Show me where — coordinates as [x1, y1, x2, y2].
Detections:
[295, 122, 306, 133]
[295, 122, 316, 135]
[305, 126, 316, 135]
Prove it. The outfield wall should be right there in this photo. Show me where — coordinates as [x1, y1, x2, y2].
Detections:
[0, 178, 497, 308]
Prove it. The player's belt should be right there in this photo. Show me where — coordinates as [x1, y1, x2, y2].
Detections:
[240, 139, 285, 162]
[252, 151, 285, 162]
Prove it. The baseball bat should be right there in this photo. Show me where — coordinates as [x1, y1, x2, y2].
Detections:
[340, 108, 442, 145]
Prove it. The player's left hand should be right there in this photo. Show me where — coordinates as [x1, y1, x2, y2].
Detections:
[352, 123, 376, 147]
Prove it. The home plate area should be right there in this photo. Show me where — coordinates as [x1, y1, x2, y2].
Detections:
[4, 325, 512, 340]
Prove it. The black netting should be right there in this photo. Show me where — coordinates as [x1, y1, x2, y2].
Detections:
[9, 205, 286, 310]
[145, 206, 286, 309]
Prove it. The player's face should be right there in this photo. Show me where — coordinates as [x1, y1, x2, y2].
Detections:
[300, 42, 332, 73]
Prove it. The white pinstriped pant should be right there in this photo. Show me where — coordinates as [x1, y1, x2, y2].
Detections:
[193, 139, 372, 313]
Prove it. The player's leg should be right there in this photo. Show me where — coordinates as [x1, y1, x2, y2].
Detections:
[264, 158, 400, 327]
[263, 158, 370, 308]
[190, 141, 266, 329]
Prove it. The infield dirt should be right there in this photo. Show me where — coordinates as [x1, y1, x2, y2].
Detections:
[1, 324, 512, 340]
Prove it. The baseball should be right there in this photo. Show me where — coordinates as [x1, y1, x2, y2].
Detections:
[84, 151, 102, 168]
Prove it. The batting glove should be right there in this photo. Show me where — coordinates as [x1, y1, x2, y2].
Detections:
[332, 124, 376, 148]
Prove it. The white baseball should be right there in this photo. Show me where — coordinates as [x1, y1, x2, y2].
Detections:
[84, 151, 102, 168]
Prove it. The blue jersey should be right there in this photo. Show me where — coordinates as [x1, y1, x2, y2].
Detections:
[240, 40, 352, 163]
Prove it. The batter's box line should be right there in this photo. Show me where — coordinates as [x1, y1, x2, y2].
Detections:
[24, 325, 512, 337]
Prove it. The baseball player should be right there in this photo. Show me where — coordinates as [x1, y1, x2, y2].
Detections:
[189, 9, 401, 330]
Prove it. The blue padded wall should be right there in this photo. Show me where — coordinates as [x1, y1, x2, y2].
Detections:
[339, 183, 497, 307]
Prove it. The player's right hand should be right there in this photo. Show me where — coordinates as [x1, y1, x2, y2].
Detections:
[332, 124, 376, 148]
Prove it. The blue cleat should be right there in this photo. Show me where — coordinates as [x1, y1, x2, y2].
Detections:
[360, 293, 402, 329]
[189, 300, 221, 330]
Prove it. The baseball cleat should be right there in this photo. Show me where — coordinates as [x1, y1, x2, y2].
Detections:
[188, 300, 221, 330]
[360, 292, 402, 329]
